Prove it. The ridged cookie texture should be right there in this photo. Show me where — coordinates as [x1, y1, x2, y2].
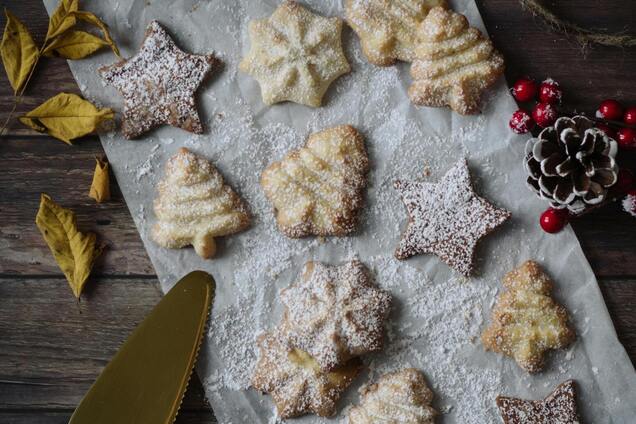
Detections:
[261, 125, 369, 238]
[345, 0, 447, 66]
[99, 21, 220, 139]
[239, 1, 350, 107]
[151, 148, 250, 259]
[349, 368, 437, 424]
[280, 260, 391, 372]
[482, 261, 575, 373]
[251, 332, 362, 418]
[408, 7, 504, 114]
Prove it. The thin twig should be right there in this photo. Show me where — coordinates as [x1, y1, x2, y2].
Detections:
[520, 0, 636, 48]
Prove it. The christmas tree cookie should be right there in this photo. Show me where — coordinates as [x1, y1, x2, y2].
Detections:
[345, 0, 446, 66]
[482, 261, 575, 373]
[151, 148, 250, 258]
[408, 7, 504, 114]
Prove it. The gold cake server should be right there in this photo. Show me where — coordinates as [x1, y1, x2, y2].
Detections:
[68, 271, 214, 424]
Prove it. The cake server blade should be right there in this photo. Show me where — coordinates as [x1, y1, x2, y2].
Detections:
[68, 270, 214, 424]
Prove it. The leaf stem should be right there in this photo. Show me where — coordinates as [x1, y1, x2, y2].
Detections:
[0, 35, 49, 138]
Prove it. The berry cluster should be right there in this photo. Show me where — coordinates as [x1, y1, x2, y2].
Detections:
[509, 77, 562, 134]
[595, 99, 636, 150]
[539, 169, 636, 234]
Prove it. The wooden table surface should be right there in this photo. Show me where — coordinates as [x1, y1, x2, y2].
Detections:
[1, 1, 635, 423]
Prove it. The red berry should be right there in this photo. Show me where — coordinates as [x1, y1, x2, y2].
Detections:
[538, 79, 562, 104]
[617, 127, 636, 150]
[595, 123, 617, 139]
[596, 99, 624, 121]
[623, 106, 636, 125]
[615, 169, 635, 193]
[509, 109, 534, 134]
[540, 208, 569, 234]
[512, 77, 538, 102]
[532, 103, 558, 128]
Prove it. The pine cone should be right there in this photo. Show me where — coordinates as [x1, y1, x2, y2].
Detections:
[524, 115, 618, 214]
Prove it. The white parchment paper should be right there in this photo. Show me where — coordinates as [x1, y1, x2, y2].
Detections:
[43, 0, 636, 422]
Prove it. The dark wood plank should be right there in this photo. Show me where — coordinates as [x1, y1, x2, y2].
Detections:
[0, 137, 154, 275]
[0, 276, 213, 417]
[478, 0, 636, 112]
[0, 411, 216, 424]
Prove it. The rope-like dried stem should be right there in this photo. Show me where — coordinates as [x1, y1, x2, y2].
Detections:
[520, 0, 636, 48]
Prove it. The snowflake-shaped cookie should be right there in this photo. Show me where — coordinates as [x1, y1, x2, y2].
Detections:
[239, 1, 350, 107]
[251, 332, 362, 418]
[394, 158, 510, 276]
[345, 0, 447, 66]
[280, 260, 392, 372]
[99, 21, 220, 139]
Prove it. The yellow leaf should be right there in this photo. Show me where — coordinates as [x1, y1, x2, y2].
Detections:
[43, 30, 108, 59]
[72, 11, 121, 58]
[19, 93, 114, 144]
[46, 0, 78, 40]
[35, 193, 102, 299]
[89, 156, 111, 203]
[0, 9, 39, 94]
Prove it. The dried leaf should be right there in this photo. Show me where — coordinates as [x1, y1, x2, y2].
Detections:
[35, 193, 102, 299]
[19, 93, 114, 144]
[46, 0, 78, 40]
[1, 9, 39, 94]
[72, 11, 121, 58]
[43, 30, 108, 59]
[89, 156, 111, 203]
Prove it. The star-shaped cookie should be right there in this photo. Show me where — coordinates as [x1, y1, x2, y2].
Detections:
[280, 260, 391, 371]
[496, 380, 581, 424]
[251, 332, 362, 418]
[394, 158, 510, 276]
[99, 21, 220, 139]
[239, 1, 350, 107]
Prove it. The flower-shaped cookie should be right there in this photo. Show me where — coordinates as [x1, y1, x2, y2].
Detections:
[280, 260, 392, 371]
[482, 261, 575, 373]
[251, 332, 362, 418]
[349, 368, 437, 423]
[345, 0, 447, 66]
[239, 1, 350, 107]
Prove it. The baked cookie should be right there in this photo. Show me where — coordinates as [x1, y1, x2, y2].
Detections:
[349, 368, 437, 424]
[251, 332, 362, 418]
[151, 148, 250, 259]
[482, 261, 575, 373]
[261, 125, 369, 237]
[280, 260, 391, 371]
[239, 1, 350, 107]
[394, 158, 510, 276]
[497, 380, 580, 424]
[345, 0, 447, 66]
[99, 21, 220, 139]
[408, 7, 504, 114]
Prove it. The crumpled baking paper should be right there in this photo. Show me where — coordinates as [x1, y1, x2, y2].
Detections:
[42, 0, 636, 422]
